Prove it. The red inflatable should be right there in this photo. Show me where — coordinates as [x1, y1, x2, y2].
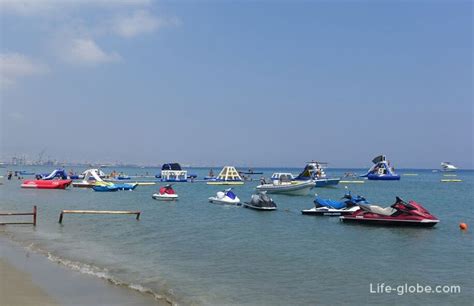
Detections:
[21, 179, 72, 189]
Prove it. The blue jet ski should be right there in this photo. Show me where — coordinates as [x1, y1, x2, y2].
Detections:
[302, 191, 368, 216]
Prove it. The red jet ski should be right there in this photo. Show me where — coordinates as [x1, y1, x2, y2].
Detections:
[152, 184, 178, 201]
[21, 179, 72, 189]
[340, 197, 439, 227]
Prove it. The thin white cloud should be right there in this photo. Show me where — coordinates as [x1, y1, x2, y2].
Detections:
[112, 10, 180, 38]
[1, 0, 179, 69]
[0, 0, 152, 15]
[0, 53, 49, 88]
[60, 38, 121, 65]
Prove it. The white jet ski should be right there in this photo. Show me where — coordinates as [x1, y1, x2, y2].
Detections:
[208, 188, 241, 205]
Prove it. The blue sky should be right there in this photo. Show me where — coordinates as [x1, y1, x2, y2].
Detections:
[0, 0, 472, 168]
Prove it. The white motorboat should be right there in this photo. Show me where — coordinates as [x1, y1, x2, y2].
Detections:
[208, 188, 241, 205]
[256, 173, 315, 196]
[441, 162, 457, 172]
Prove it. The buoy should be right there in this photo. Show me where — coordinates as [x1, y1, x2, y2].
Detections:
[459, 223, 468, 230]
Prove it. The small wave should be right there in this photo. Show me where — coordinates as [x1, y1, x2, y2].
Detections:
[46, 253, 111, 280]
[44, 253, 176, 305]
[3, 236, 177, 305]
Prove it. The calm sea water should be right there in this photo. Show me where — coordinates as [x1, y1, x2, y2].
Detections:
[1, 166, 473, 305]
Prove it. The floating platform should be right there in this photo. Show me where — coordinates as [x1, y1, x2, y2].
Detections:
[206, 166, 244, 185]
[443, 174, 457, 177]
[441, 179, 462, 183]
[206, 181, 245, 185]
[339, 180, 365, 184]
[403, 174, 418, 176]
[133, 182, 156, 186]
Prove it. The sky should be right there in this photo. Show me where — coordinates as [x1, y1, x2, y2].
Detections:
[0, 0, 472, 168]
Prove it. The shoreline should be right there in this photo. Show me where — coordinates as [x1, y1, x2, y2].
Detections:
[0, 235, 172, 306]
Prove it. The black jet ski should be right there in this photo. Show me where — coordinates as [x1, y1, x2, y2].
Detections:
[243, 192, 277, 211]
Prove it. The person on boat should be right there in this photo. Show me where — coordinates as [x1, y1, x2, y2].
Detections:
[260, 177, 267, 185]
[209, 169, 214, 177]
[7, 171, 12, 180]
[159, 184, 175, 195]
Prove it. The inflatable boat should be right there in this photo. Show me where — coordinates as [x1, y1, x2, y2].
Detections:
[361, 155, 400, 181]
[21, 179, 72, 189]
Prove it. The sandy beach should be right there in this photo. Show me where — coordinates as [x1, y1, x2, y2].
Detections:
[0, 258, 58, 306]
[0, 236, 168, 306]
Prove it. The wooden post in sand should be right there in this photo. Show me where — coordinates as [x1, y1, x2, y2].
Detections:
[58, 210, 141, 224]
[33, 205, 37, 226]
[0, 205, 37, 226]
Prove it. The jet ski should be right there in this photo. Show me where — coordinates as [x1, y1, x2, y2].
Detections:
[302, 191, 367, 216]
[340, 197, 439, 227]
[152, 184, 178, 201]
[243, 192, 277, 211]
[208, 188, 241, 205]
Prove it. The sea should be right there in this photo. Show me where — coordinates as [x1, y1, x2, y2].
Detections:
[0, 166, 472, 305]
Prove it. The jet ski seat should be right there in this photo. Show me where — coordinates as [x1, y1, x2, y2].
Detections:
[359, 204, 396, 216]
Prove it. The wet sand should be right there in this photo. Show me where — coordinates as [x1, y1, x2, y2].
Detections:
[0, 236, 169, 306]
[0, 258, 58, 306]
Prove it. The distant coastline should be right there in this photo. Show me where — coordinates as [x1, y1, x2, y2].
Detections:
[2, 163, 473, 171]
